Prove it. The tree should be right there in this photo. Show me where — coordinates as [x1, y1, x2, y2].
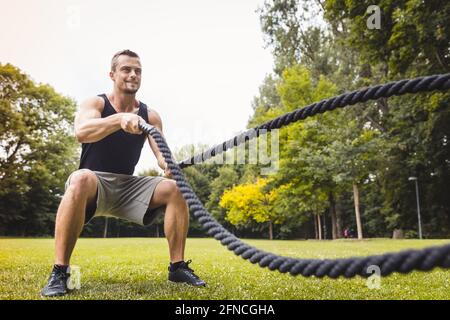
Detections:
[220, 178, 284, 240]
[325, 0, 450, 237]
[258, 0, 335, 75]
[273, 65, 349, 238]
[206, 166, 239, 226]
[327, 126, 383, 239]
[324, 0, 450, 76]
[0, 63, 78, 235]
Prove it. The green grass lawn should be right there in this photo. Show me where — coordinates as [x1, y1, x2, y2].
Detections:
[0, 237, 449, 300]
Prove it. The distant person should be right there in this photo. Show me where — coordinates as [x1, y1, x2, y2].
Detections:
[41, 50, 205, 297]
[343, 228, 349, 238]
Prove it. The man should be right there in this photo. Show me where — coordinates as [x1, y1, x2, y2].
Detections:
[41, 50, 205, 297]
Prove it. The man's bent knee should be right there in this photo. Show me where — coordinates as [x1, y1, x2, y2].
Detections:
[152, 179, 181, 206]
[66, 169, 97, 200]
[165, 179, 182, 199]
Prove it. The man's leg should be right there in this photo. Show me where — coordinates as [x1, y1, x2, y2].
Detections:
[41, 169, 97, 297]
[149, 179, 189, 263]
[55, 170, 98, 265]
[148, 179, 205, 286]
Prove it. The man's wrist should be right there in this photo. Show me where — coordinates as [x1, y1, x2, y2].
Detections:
[158, 160, 166, 170]
[113, 113, 124, 129]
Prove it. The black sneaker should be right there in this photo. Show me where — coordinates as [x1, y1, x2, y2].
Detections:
[168, 260, 206, 287]
[41, 266, 70, 297]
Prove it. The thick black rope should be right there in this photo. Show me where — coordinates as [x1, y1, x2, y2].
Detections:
[178, 73, 450, 168]
[140, 73, 450, 278]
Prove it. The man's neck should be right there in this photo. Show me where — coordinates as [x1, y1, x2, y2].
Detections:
[108, 91, 138, 113]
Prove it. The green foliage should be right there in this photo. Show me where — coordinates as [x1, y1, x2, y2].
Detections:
[246, 0, 450, 239]
[325, 0, 450, 76]
[0, 63, 78, 235]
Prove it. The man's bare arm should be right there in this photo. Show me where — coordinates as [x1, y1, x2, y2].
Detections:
[146, 108, 168, 171]
[75, 97, 143, 143]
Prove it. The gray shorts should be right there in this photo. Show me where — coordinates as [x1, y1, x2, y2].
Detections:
[65, 170, 167, 226]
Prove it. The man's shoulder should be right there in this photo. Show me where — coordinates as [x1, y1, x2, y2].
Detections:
[144, 105, 162, 127]
[81, 95, 105, 108]
[80, 95, 105, 111]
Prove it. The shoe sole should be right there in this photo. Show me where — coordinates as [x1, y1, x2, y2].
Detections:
[40, 292, 67, 298]
[168, 279, 206, 287]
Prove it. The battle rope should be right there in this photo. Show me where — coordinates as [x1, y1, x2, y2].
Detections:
[139, 73, 450, 278]
[178, 73, 450, 168]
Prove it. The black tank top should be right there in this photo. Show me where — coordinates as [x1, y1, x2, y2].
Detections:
[79, 94, 150, 175]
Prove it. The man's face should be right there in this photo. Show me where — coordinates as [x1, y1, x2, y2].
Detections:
[110, 55, 142, 94]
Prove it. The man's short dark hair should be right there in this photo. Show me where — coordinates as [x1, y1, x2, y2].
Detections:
[111, 49, 140, 71]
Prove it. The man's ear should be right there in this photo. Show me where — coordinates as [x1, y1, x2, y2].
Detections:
[109, 71, 114, 81]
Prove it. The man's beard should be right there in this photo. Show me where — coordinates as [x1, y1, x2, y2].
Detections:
[123, 88, 139, 94]
[122, 81, 140, 95]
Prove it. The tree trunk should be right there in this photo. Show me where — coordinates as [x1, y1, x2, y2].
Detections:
[268, 221, 273, 240]
[329, 192, 338, 239]
[103, 217, 108, 238]
[335, 197, 343, 238]
[314, 214, 318, 240]
[352, 183, 363, 239]
[317, 215, 322, 240]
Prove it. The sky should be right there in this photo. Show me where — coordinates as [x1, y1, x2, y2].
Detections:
[0, 0, 274, 174]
